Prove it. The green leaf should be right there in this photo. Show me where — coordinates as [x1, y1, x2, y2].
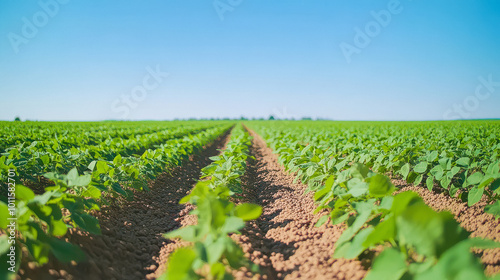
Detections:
[414, 241, 488, 280]
[82, 186, 102, 199]
[0, 235, 9, 255]
[315, 175, 335, 201]
[314, 215, 329, 227]
[347, 178, 368, 197]
[27, 202, 52, 224]
[396, 201, 469, 258]
[335, 210, 372, 248]
[301, 145, 312, 156]
[306, 166, 316, 177]
[198, 197, 226, 229]
[40, 154, 50, 165]
[364, 248, 407, 280]
[440, 176, 451, 189]
[25, 238, 50, 264]
[391, 191, 421, 216]
[414, 162, 428, 174]
[427, 151, 438, 162]
[67, 168, 79, 181]
[478, 176, 495, 189]
[111, 182, 127, 196]
[456, 157, 470, 167]
[70, 174, 91, 187]
[450, 166, 461, 178]
[222, 239, 246, 269]
[426, 176, 434, 191]
[51, 219, 68, 237]
[164, 248, 197, 280]
[72, 213, 101, 235]
[485, 201, 500, 219]
[363, 216, 396, 247]
[164, 227, 197, 242]
[234, 203, 262, 221]
[49, 238, 86, 262]
[88, 160, 97, 171]
[407, 172, 419, 184]
[113, 154, 122, 165]
[210, 262, 226, 279]
[221, 216, 245, 234]
[431, 165, 444, 180]
[30, 190, 57, 206]
[330, 209, 349, 225]
[327, 158, 337, 170]
[400, 163, 410, 180]
[463, 237, 500, 249]
[15, 185, 35, 201]
[379, 196, 393, 210]
[96, 161, 109, 175]
[334, 227, 373, 259]
[207, 237, 227, 264]
[0, 202, 9, 228]
[414, 174, 423, 186]
[324, 175, 335, 189]
[467, 172, 484, 186]
[314, 184, 331, 201]
[468, 187, 484, 206]
[486, 161, 500, 175]
[368, 174, 394, 197]
[491, 178, 500, 193]
[350, 163, 370, 179]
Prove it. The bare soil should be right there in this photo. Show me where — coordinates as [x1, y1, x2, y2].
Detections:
[17, 129, 231, 280]
[229, 131, 366, 280]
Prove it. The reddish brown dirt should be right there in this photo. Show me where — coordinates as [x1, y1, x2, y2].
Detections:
[144, 206, 196, 279]
[393, 181, 500, 276]
[229, 131, 366, 280]
[17, 130, 231, 280]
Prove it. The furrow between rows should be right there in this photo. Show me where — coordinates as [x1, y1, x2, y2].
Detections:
[232, 130, 366, 280]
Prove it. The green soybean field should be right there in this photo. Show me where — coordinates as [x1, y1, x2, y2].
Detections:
[1, 120, 500, 280]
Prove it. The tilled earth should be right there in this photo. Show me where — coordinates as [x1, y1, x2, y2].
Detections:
[229, 131, 366, 280]
[15, 129, 500, 280]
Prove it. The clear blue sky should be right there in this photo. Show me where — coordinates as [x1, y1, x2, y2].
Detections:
[1, 0, 499, 121]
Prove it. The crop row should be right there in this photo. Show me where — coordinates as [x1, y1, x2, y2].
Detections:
[0, 122, 219, 187]
[0, 124, 231, 280]
[247, 122, 500, 279]
[161, 125, 262, 280]
[0, 121, 190, 153]
[248, 121, 500, 214]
